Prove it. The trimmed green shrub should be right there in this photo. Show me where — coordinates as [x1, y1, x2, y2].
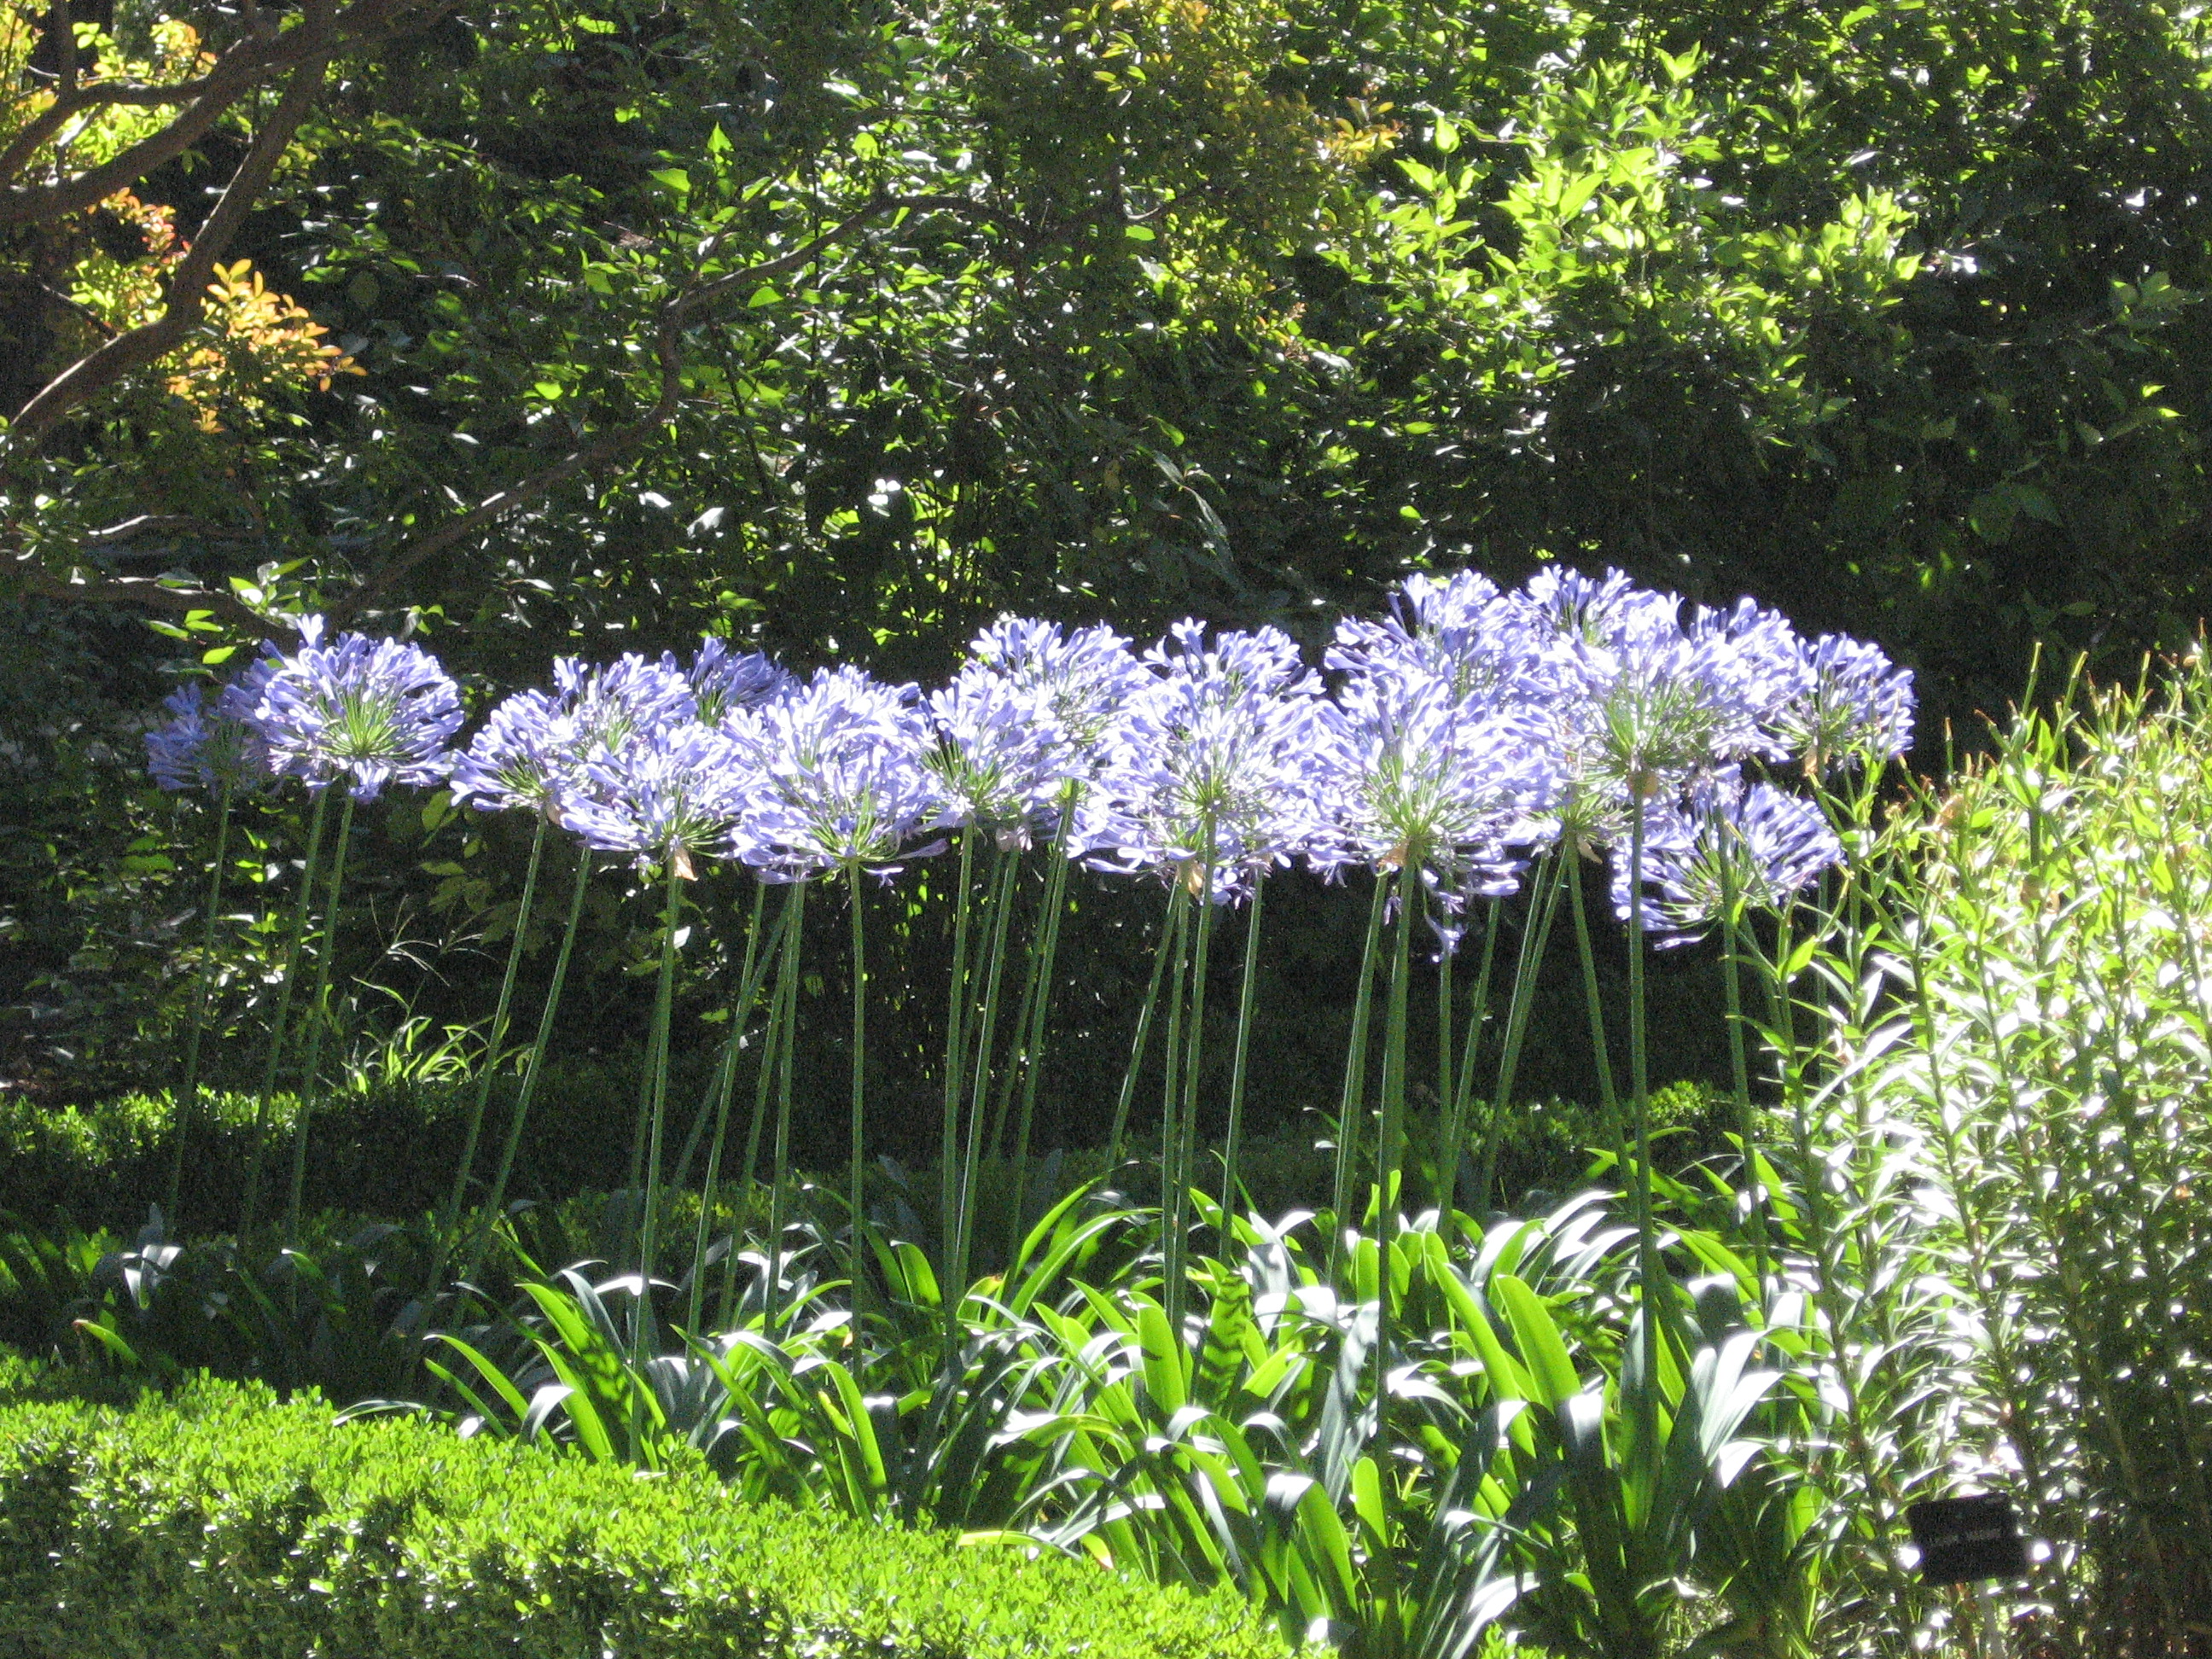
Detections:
[0, 1067, 1734, 1238]
[0, 1364, 1301, 1659]
[0, 1057, 709, 1232]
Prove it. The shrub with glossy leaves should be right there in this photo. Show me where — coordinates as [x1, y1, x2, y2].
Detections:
[0, 1363, 1304, 1659]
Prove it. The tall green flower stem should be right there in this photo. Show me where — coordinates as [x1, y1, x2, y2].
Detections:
[1714, 859, 1768, 1289]
[1156, 882, 1195, 1336]
[1105, 906, 1178, 1168]
[948, 850, 1021, 1309]
[984, 883, 1040, 1175]
[1217, 875, 1266, 1240]
[844, 861, 871, 1324]
[1434, 901, 1499, 1220]
[1470, 850, 1568, 1215]
[283, 790, 357, 1247]
[240, 785, 330, 1236]
[717, 891, 797, 1324]
[761, 884, 808, 1336]
[1006, 802, 1080, 1256]
[940, 827, 979, 1277]
[1329, 873, 1393, 1265]
[630, 855, 685, 1363]
[1373, 860, 1418, 1394]
[1563, 850, 1626, 1168]
[684, 881, 775, 1334]
[423, 814, 547, 1302]
[460, 841, 591, 1291]
[668, 885, 771, 1191]
[1166, 835, 1220, 1343]
[1434, 879, 1456, 1171]
[163, 781, 233, 1228]
[1623, 790, 1670, 1464]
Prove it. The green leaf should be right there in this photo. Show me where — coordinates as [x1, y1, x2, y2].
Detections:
[1494, 1275, 1581, 1409]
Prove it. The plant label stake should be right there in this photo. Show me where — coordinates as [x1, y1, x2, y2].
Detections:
[1906, 1493, 2029, 1656]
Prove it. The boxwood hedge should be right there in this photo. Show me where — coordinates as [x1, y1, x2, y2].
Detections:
[0, 1359, 1302, 1658]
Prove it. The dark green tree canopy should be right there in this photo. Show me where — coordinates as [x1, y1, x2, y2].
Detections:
[4, 0, 2206, 713]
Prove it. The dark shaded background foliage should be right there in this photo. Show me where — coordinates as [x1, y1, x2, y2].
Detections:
[5, 0, 2209, 1130]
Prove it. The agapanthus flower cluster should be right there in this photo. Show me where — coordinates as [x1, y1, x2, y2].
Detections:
[1318, 572, 1565, 911]
[145, 672, 273, 795]
[562, 717, 754, 873]
[1311, 665, 1563, 900]
[446, 685, 573, 817]
[1612, 770, 1845, 946]
[1082, 622, 1326, 903]
[451, 639, 790, 863]
[729, 666, 947, 882]
[146, 579, 1912, 933]
[966, 618, 1153, 766]
[1534, 575, 1809, 829]
[1775, 632, 1918, 775]
[247, 617, 463, 802]
[927, 667, 1066, 848]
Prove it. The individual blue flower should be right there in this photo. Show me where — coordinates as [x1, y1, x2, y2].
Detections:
[727, 666, 948, 882]
[247, 616, 463, 802]
[687, 636, 793, 725]
[1084, 621, 1324, 902]
[145, 672, 272, 795]
[1310, 662, 1564, 902]
[966, 617, 1152, 765]
[1611, 771, 1843, 946]
[557, 719, 753, 876]
[927, 664, 1070, 849]
[448, 686, 569, 816]
[1776, 633, 1916, 774]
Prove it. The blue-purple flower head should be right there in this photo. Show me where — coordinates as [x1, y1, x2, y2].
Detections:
[1328, 568, 1551, 710]
[145, 671, 272, 795]
[449, 651, 698, 823]
[1612, 770, 1843, 945]
[248, 617, 463, 802]
[688, 636, 793, 726]
[1084, 621, 1324, 903]
[1776, 633, 1916, 774]
[558, 718, 753, 875]
[728, 666, 947, 882]
[1310, 664, 1564, 904]
[966, 617, 1152, 767]
[1531, 572, 1812, 835]
[927, 666, 1069, 848]
[551, 652, 697, 773]
[448, 686, 569, 816]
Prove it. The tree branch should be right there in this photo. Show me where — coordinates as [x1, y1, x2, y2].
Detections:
[8, 551, 279, 634]
[9, 17, 339, 443]
[1, 38, 288, 225]
[0, 0, 423, 227]
[0, 64, 250, 189]
[86, 513, 255, 544]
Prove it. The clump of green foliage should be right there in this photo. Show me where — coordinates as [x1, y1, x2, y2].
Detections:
[0, 1359, 1301, 1659]
[1849, 655, 2212, 1640]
